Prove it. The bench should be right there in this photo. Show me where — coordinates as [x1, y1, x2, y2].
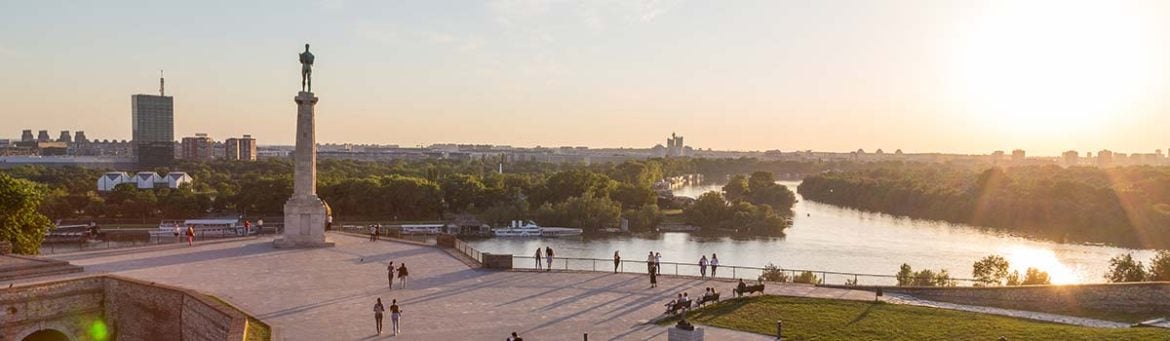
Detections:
[664, 299, 693, 315]
[734, 283, 765, 297]
[696, 293, 720, 306]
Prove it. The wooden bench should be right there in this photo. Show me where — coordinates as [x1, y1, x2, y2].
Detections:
[696, 293, 720, 306]
[734, 283, 765, 297]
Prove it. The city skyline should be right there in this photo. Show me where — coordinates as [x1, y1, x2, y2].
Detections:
[5, 1, 1170, 155]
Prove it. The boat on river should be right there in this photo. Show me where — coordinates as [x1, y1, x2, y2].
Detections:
[493, 220, 582, 237]
[149, 219, 251, 238]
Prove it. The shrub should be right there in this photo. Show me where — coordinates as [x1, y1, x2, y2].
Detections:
[759, 263, 790, 282]
[972, 255, 1010, 286]
[1106, 253, 1148, 283]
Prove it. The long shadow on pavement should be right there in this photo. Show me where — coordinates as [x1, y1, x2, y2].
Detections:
[79, 241, 292, 273]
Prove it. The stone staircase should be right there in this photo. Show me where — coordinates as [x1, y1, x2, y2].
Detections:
[0, 254, 83, 282]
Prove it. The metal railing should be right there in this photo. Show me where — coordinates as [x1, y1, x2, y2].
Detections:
[509, 255, 981, 287]
[39, 227, 277, 255]
[334, 225, 437, 245]
[452, 238, 483, 264]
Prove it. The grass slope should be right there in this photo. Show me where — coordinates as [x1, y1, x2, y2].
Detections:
[662, 296, 1164, 340]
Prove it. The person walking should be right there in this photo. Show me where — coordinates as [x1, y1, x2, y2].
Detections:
[613, 251, 621, 273]
[710, 254, 719, 277]
[646, 251, 655, 274]
[185, 225, 195, 246]
[655, 252, 662, 275]
[373, 298, 386, 335]
[535, 248, 543, 271]
[386, 261, 395, 289]
[545, 246, 554, 271]
[173, 225, 181, 243]
[650, 264, 658, 288]
[699, 255, 709, 278]
[257, 218, 264, 233]
[243, 220, 251, 235]
[389, 299, 402, 335]
[369, 225, 378, 242]
[397, 263, 409, 289]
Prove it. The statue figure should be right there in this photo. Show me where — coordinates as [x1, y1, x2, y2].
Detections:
[299, 44, 315, 92]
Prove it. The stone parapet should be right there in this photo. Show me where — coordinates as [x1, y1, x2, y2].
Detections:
[831, 282, 1170, 315]
[482, 253, 513, 269]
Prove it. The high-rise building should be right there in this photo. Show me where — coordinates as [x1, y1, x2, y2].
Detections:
[1011, 149, 1026, 163]
[1061, 150, 1079, 167]
[1097, 150, 1114, 167]
[57, 130, 72, 143]
[21, 130, 33, 142]
[37, 130, 50, 142]
[181, 133, 214, 160]
[74, 131, 88, 144]
[132, 76, 175, 167]
[665, 132, 686, 157]
[224, 135, 257, 161]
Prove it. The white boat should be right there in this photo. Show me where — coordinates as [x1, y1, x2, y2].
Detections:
[493, 220, 582, 237]
[400, 224, 443, 235]
[149, 219, 247, 238]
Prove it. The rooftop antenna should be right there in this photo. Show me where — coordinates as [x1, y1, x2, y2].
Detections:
[159, 70, 165, 96]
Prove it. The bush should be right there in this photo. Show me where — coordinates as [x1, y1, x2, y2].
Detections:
[793, 271, 820, 284]
[1148, 250, 1170, 281]
[1021, 267, 1051, 285]
[759, 263, 790, 282]
[1106, 253, 1148, 283]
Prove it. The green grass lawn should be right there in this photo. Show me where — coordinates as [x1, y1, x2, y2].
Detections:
[660, 296, 1165, 340]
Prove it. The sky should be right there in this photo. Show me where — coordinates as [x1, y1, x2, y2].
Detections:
[3, 0, 1169, 155]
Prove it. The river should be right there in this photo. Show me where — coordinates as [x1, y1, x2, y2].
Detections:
[466, 181, 1159, 285]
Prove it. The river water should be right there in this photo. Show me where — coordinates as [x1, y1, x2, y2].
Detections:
[466, 181, 1159, 285]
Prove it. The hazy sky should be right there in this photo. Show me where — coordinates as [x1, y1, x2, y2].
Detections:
[4, 0, 1169, 155]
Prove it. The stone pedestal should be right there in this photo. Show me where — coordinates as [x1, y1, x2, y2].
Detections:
[667, 326, 704, 341]
[275, 91, 333, 248]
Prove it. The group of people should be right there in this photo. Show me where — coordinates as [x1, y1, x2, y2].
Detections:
[373, 261, 410, 335]
[173, 225, 196, 246]
[386, 261, 409, 289]
[697, 253, 720, 278]
[372, 297, 402, 335]
[534, 246, 555, 271]
[368, 224, 382, 242]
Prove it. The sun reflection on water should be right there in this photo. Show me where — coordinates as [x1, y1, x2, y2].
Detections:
[1004, 246, 1080, 284]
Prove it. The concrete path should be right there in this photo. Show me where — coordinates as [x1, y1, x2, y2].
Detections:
[36, 233, 809, 340]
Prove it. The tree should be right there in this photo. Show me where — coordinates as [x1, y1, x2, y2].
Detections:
[972, 255, 1010, 286]
[0, 173, 52, 254]
[759, 263, 790, 282]
[1147, 250, 1170, 281]
[1006, 270, 1021, 286]
[1106, 253, 1148, 283]
[534, 194, 621, 232]
[441, 174, 486, 213]
[1022, 267, 1051, 285]
[684, 191, 731, 228]
[722, 175, 750, 202]
[623, 204, 663, 232]
[896, 263, 914, 286]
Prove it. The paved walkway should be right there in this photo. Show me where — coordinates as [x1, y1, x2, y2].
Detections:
[33, 233, 832, 340]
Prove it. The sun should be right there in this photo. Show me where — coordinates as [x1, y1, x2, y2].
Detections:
[1003, 246, 1079, 284]
[948, 1, 1158, 137]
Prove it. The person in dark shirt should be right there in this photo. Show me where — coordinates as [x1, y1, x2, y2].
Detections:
[389, 299, 402, 335]
[386, 261, 395, 289]
[397, 263, 409, 289]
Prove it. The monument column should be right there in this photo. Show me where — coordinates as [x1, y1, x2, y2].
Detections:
[275, 44, 333, 248]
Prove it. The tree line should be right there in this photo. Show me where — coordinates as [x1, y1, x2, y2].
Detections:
[1, 157, 810, 248]
[798, 162, 1170, 248]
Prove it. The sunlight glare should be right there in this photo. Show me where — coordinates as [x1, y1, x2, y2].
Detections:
[1004, 246, 1079, 284]
[950, 1, 1156, 136]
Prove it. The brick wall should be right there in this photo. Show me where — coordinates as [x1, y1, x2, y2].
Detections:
[1, 276, 250, 341]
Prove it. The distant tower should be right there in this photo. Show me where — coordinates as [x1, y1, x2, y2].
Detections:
[21, 130, 33, 142]
[57, 130, 72, 143]
[159, 70, 165, 96]
[74, 131, 88, 144]
[37, 130, 50, 142]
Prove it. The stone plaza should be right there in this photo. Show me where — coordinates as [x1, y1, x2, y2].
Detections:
[27, 232, 880, 340]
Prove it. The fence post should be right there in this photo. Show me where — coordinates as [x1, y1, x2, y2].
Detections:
[776, 320, 783, 339]
[675, 263, 678, 276]
[592, 259, 596, 272]
[732, 266, 735, 279]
